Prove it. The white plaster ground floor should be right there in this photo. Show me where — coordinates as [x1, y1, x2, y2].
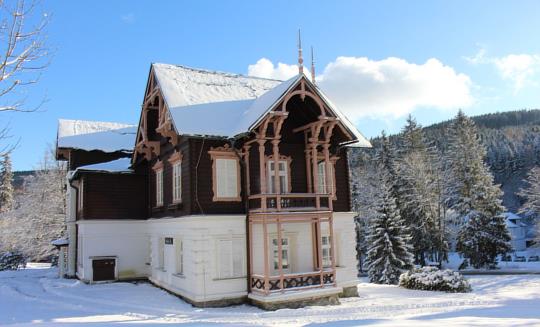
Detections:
[70, 212, 359, 308]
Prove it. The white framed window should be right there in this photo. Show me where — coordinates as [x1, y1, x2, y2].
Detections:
[156, 169, 163, 207]
[175, 238, 183, 275]
[322, 235, 332, 268]
[272, 237, 290, 272]
[172, 162, 182, 203]
[268, 160, 289, 193]
[215, 158, 240, 200]
[217, 238, 244, 279]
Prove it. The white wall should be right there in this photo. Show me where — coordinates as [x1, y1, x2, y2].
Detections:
[332, 212, 360, 288]
[147, 215, 247, 304]
[76, 220, 149, 282]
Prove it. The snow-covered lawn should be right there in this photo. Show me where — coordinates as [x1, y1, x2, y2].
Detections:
[2, 266, 540, 326]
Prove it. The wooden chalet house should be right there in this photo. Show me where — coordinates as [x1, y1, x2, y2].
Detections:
[56, 60, 371, 309]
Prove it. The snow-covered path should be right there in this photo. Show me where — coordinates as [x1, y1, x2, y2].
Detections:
[1, 267, 540, 326]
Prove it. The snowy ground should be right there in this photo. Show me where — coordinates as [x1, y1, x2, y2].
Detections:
[1, 266, 540, 326]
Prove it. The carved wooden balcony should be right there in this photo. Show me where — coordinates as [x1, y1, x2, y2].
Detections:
[250, 270, 335, 294]
[248, 193, 331, 213]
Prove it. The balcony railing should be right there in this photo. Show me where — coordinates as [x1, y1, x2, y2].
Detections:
[248, 193, 331, 213]
[250, 270, 335, 294]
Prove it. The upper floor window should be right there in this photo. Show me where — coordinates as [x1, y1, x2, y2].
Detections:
[267, 156, 291, 194]
[168, 151, 183, 204]
[209, 145, 241, 202]
[153, 160, 164, 207]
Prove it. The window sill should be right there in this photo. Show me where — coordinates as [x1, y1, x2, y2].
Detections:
[172, 273, 185, 279]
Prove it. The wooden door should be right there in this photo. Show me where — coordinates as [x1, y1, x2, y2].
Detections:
[92, 259, 115, 281]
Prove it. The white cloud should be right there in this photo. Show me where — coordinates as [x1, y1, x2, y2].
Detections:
[247, 58, 298, 81]
[493, 54, 540, 92]
[247, 56, 473, 121]
[465, 48, 540, 92]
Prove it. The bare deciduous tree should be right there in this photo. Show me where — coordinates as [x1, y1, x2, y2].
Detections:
[0, 0, 49, 113]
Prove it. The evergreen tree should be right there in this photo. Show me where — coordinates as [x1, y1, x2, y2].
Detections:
[365, 170, 413, 284]
[447, 111, 511, 268]
[518, 166, 540, 243]
[0, 154, 14, 213]
[397, 116, 448, 265]
[518, 166, 540, 214]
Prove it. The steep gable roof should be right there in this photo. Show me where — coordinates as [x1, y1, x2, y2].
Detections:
[152, 63, 281, 108]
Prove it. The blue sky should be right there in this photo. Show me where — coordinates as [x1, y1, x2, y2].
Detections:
[4, 0, 540, 170]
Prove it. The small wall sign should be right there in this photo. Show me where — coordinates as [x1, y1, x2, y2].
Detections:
[164, 237, 174, 245]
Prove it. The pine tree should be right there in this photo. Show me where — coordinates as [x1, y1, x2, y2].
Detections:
[397, 116, 448, 265]
[518, 166, 540, 244]
[447, 111, 511, 268]
[365, 170, 413, 284]
[518, 166, 540, 214]
[0, 154, 14, 213]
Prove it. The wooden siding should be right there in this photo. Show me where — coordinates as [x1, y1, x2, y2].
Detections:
[79, 172, 147, 220]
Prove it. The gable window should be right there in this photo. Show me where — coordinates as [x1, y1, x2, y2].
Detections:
[217, 238, 244, 279]
[272, 237, 290, 272]
[267, 156, 291, 194]
[209, 145, 241, 202]
[168, 151, 183, 204]
[153, 160, 164, 207]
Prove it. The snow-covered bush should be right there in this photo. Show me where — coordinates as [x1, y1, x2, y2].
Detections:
[0, 251, 26, 271]
[399, 267, 471, 293]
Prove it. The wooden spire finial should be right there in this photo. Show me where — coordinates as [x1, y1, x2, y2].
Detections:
[297, 29, 303, 74]
[311, 46, 316, 85]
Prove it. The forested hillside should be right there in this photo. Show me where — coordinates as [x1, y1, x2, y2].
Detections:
[350, 109, 540, 212]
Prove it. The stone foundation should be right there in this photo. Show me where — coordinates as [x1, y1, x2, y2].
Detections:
[250, 293, 341, 311]
[339, 285, 359, 298]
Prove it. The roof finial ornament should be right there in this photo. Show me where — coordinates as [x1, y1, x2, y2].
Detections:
[311, 46, 316, 85]
[297, 29, 303, 75]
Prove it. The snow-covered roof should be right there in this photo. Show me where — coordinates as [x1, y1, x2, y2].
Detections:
[152, 63, 281, 108]
[58, 119, 134, 138]
[157, 64, 370, 146]
[75, 158, 132, 173]
[168, 75, 300, 138]
[57, 124, 137, 153]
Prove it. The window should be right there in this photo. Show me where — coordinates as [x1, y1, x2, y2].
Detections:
[268, 160, 289, 193]
[172, 162, 182, 203]
[156, 169, 163, 206]
[217, 238, 244, 279]
[168, 151, 183, 204]
[272, 237, 290, 271]
[321, 235, 332, 268]
[209, 145, 241, 202]
[175, 238, 183, 275]
[317, 161, 335, 196]
[77, 235, 83, 267]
